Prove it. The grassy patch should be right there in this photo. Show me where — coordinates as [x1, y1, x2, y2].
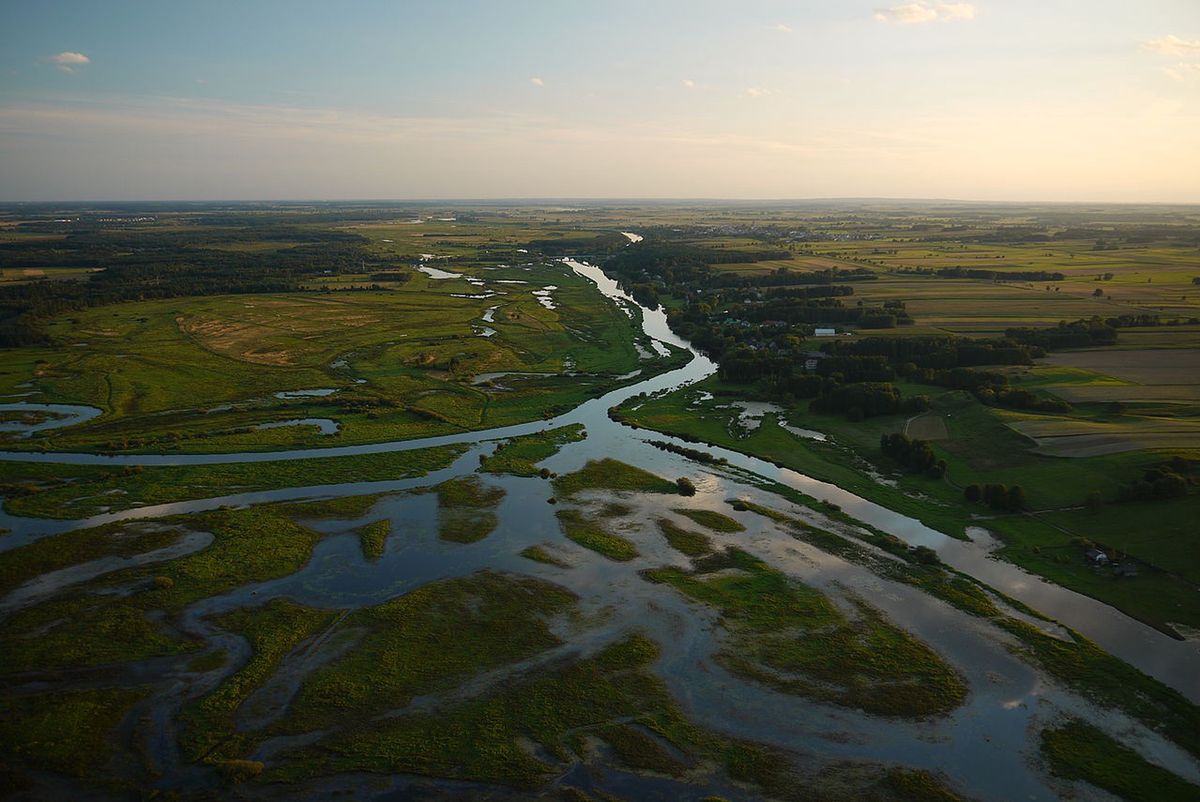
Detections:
[1, 444, 467, 520]
[596, 501, 634, 517]
[596, 723, 689, 777]
[272, 635, 671, 788]
[436, 475, 506, 509]
[271, 633, 806, 795]
[644, 549, 967, 718]
[281, 572, 575, 732]
[656, 518, 713, 557]
[435, 475, 505, 543]
[0, 592, 199, 675]
[521, 545, 570, 568]
[1000, 618, 1200, 760]
[553, 458, 677, 498]
[479, 424, 586, 476]
[987, 511, 1200, 634]
[0, 520, 183, 597]
[883, 768, 966, 802]
[1041, 719, 1200, 802]
[730, 496, 1200, 758]
[355, 519, 390, 560]
[556, 508, 639, 561]
[181, 600, 338, 762]
[0, 504, 329, 674]
[283, 493, 388, 520]
[672, 507, 746, 533]
[0, 687, 146, 780]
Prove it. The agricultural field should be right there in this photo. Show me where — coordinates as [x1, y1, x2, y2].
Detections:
[695, 211, 1200, 337]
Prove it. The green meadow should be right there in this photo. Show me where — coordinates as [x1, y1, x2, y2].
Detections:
[0, 219, 680, 455]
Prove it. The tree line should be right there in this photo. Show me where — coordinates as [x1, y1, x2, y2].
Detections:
[0, 225, 390, 346]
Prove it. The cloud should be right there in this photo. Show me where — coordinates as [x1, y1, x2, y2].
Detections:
[937, 3, 976, 20]
[681, 79, 695, 89]
[772, 23, 793, 33]
[1163, 62, 1200, 82]
[529, 76, 544, 87]
[48, 51, 91, 73]
[873, 3, 975, 25]
[1143, 35, 1200, 56]
[745, 87, 772, 98]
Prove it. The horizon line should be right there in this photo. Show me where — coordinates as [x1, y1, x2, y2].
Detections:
[4, 196, 1200, 207]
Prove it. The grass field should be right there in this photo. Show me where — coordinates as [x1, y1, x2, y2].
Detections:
[645, 549, 967, 717]
[0, 443, 466, 519]
[1041, 719, 1200, 802]
[1, 232, 677, 453]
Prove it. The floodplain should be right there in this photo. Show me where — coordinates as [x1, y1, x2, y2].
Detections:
[1, 201, 1198, 802]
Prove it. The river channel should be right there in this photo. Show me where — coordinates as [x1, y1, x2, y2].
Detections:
[1, 246, 1198, 800]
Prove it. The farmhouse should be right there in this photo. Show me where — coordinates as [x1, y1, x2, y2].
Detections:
[803, 351, 829, 372]
[1085, 548, 1109, 565]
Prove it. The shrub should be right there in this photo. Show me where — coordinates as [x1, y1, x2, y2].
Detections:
[912, 546, 941, 565]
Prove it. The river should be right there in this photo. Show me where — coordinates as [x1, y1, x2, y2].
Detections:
[0, 252, 1196, 702]
[1, 243, 1198, 800]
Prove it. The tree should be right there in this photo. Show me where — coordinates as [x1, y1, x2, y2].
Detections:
[964, 484, 982, 503]
[983, 483, 1009, 510]
[1007, 485, 1026, 512]
[676, 477, 697, 496]
[1085, 490, 1104, 513]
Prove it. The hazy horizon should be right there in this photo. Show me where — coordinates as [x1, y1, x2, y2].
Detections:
[7, 196, 1200, 208]
[3, 0, 1199, 203]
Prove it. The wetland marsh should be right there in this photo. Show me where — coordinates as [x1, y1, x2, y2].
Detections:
[1, 203, 1198, 801]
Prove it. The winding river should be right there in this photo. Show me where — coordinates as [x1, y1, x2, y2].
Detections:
[1, 245, 1198, 799]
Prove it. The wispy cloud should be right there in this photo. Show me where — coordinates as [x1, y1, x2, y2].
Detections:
[1163, 62, 1200, 82]
[1143, 35, 1200, 82]
[772, 23, 793, 34]
[745, 87, 772, 98]
[529, 76, 544, 87]
[681, 79, 696, 89]
[936, 3, 976, 20]
[873, 3, 975, 25]
[1143, 35, 1200, 56]
[47, 51, 91, 73]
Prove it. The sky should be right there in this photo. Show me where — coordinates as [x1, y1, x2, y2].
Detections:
[1, 0, 1198, 202]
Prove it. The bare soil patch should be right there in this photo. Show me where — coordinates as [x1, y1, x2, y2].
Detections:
[1041, 349, 1200, 386]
